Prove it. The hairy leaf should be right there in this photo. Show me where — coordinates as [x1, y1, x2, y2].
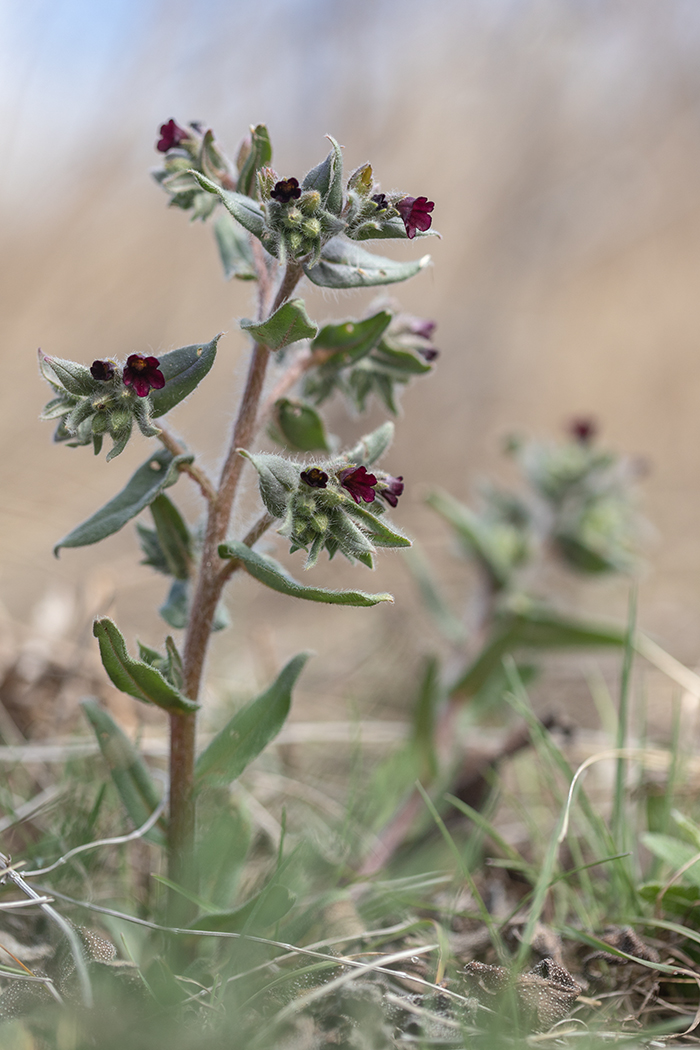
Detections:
[54, 449, 193, 555]
[305, 238, 431, 289]
[218, 541, 394, 606]
[214, 213, 256, 280]
[195, 653, 310, 785]
[93, 617, 198, 713]
[274, 399, 331, 452]
[149, 335, 220, 417]
[240, 299, 317, 351]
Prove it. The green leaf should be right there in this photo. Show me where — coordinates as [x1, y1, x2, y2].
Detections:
[81, 699, 165, 844]
[38, 352, 95, 396]
[371, 341, 432, 375]
[158, 579, 230, 633]
[344, 421, 394, 467]
[554, 533, 621, 574]
[149, 495, 192, 580]
[350, 214, 439, 241]
[239, 450, 300, 517]
[191, 173, 265, 238]
[344, 502, 411, 548]
[304, 238, 431, 289]
[427, 490, 512, 590]
[149, 335, 220, 417]
[195, 652, 309, 785]
[54, 449, 193, 555]
[93, 617, 198, 713]
[311, 311, 392, 367]
[450, 604, 626, 696]
[302, 136, 343, 215]
[240, 299, 317, 351]
[187, 885, 295, 933]
[214, 213, 256, 280]
[218, 542, 394, 606]
[236, 123, 272, 198]
[159, 579, 189, 629]
[275, 399, 330, 452]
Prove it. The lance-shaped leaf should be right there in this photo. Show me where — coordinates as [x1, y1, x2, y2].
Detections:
[38, 351, 95, 396]
[196, 653, 310, 786]
[311, 310, 392, 367]
[158, 578, 230, 633]
[450, 604, 626, 696]
[149, 494, 192, 580]
[302, 136, 343, 215]
[345, 502, 411, 549]
[236, 123, 272, 198]
[54, 448, 193, 555]
[239, 450, 299, 517]
[345, 421, 394, 467]
[350, 214, 439, 241]
[305, 238, 431, 289]
[219, 542, 394, 606]
[81, 699, 165, 844]
[149, 335, 220, 417]
[191, 173, 265, 238]
[372, 341, 432, 375]
[214, 213, 256, 280]
[275, 399, 331, 452]
[240, 299, 317, 351]
[93, 617, 199, 713]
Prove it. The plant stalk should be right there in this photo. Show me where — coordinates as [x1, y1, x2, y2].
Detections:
[166, 258, 303, 901]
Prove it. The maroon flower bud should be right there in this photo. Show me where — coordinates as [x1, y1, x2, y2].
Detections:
[569, 417, 597, 444]
[396, 196, 434, 239]
[123, 354, 166, 398]
[408, 318, 436, 341]
[371, 193, 389, 211]
[418, 347, 439, 362]
[378, 475, 404, 508]
[271, 177, 302, 204]
[156, 119, 190, 153]
[337, 465, 377, 504]
[300, 468, 329, 489]
[90, 359, 116, 381]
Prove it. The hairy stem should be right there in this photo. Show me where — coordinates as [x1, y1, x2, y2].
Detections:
[166, 259, 303, 899]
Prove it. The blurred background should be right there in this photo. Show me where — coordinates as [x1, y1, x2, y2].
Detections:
[4, 0, 700, 735]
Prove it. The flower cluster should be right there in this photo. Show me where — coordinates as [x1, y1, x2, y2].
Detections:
[39, 352, 165, 460]
[153, 120, 436, 259]
[303, 311, 439, 415]
[242, 431, 409, 570]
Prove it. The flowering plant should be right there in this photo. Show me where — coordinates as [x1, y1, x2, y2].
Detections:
[38, 119, 437, 910]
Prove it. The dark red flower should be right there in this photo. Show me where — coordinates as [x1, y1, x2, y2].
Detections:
[271, 177, 302, 203]
[569, 417, 597, 444]
[300, 468, 329, 489]
[418, 347, 440, 362]
[123, 354, 165, 398]
[396, 196, 434, 239]
[378, 475, 404, 508]
[90, 359, 115, 381]
[337, 465, 377, 504]
[157, 119, 190, 153]
[408, 318, 436, 340]
[371, 193, 389, 211]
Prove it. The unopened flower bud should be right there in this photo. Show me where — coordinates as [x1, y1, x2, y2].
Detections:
[301, 218, 321, 239]
[90, 359, 116, 381]
[299, 190, 321, 216]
